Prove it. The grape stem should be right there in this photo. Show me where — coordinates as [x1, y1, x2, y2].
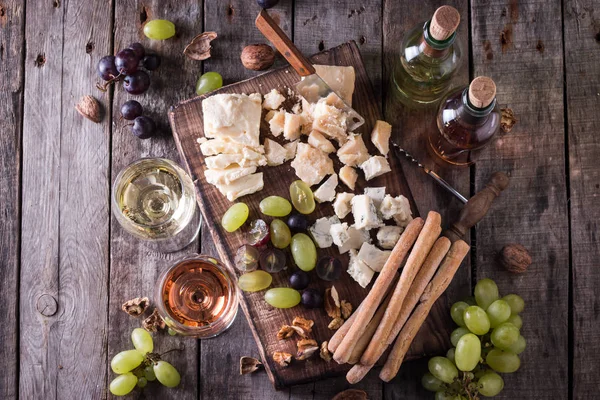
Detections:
[96, 73, 123, 92]
[160, 344, 186, 357]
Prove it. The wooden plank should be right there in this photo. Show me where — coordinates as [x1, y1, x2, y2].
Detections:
[471, 0, 569, 398]
[563, 1, 600, 399]
[0, 0, 24, 398]
[107, 1, 202, 399]
[201, 1, 293, 398]
[19, 0, 112, 398]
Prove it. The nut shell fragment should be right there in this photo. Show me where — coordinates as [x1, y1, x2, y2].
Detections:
[121, 296, 150, 317]
[296, 339, 319, 360]
[142, 309, 165, 332]
[184, 31, 218, 61]
[273, 351, 292, 367]
[240, 356, 262, 375]
[500, 108, 517, 133]
[75, 95, 102, 123]
[332, 389, 368, 400]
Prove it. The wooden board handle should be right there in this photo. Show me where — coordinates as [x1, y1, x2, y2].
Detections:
[255, 9, 315, 76]
[443, 172, 509, 242]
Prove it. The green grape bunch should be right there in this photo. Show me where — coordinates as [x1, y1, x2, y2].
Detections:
[109, 328, 182, 396]
[422, 278, 527, 399]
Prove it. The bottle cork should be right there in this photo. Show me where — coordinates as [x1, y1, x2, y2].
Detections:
[430, 6, 461, 41]
[468, 76, 497, 108]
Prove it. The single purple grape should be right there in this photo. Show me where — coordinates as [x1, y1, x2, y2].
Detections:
[142, 54, 161, 71]
[127, 43, 145, 59]
[132, 116, 156, 139]
[301, 288, 323, 309]
[97, 55, 119, 81]
[289, 270, 309, 290]
[115, 48, 139, 75]
[120, 100, 143, 120]
[123, 70, 150, 95]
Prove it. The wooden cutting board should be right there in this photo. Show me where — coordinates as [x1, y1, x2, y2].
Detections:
[169, 41, 451, 388]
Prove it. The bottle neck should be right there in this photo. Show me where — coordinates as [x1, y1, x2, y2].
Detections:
[458, 88, 496, 124]
[421, 20, 456, 58]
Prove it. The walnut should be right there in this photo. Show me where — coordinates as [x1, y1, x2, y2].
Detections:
[324, 287, 341, 319]
[272, 351, 292, 368]
[240, 357, 262, 375]
[121, 297, 150, 317]
[500, 108, 517, 133]
[296, 339, 319, 360]
[328, 317, 344, 330]
[292, 316, 314, 333]
[75, 95, 102, 123]
[241, 44, 276, 71]
[319, 341, 332, 362]
[340, 300, 353, 319]
[332, 389, 368, 400]
[499, 243, 532, 273]
[277, 325, 307, 340]
[142, 309, 165, 332]
[183, 31, 218, 61]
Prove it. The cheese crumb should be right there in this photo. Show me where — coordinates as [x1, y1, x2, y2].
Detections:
[339, 166, 358, 191]
[290, 143, 334, 186]
[371, 120, 392, 156]
[360, 156, 391, 181]
[263, 89, 286, 110]
[337, 134, 370, 166]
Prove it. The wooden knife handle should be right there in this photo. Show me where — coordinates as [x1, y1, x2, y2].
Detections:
[443, 172, 509, 242]
[255, 9, 315, 76]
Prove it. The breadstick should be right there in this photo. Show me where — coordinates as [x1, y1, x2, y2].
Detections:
[332, 218, 424, 364]
[379, 240, 470, 382]
[344, 237, 451, 384]
[360, 211, 442, 366]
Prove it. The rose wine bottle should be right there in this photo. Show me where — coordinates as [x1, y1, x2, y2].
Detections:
[428, 76, 502, 166]
[391, 5, 463, 106]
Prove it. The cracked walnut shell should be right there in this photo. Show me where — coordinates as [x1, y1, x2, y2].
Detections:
[121, 296, 150, 317]
[273, 351, 292, 367]
[296, 339, 319, 360]
[240, 357, 262, 375]
[142, 309, 165, 332]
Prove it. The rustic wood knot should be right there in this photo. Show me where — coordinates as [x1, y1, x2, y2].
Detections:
[36, 294, 58, 316]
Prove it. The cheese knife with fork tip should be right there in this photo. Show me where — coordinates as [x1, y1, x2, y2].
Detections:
[255, 9, 365, 131]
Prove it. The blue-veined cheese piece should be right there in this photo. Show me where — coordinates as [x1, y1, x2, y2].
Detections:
[360, 155, 391, 181]
[351, 194, 383, 230]
[364, 187, 386, 209]
[333, 192, 355, 219]
[329, 222, 350, 247]
[308, 215, 340, 248]
[376, 225, 404, 249]
[357, 242, 391, 272]
[347, 249, 375, 288]
[337, 225, 371, 254]
[380, 194, 413, 227]
[314, 174, 338, 203]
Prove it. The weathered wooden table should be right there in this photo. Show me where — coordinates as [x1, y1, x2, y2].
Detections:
[1, 0, 597, 398]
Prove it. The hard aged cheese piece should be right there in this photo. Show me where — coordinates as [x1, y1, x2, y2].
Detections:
[313, 174, 338, 203]
[351, 194, 383, 230]
[311, 100, 348, 144]
[283, 112, 303, 141]
[215, 172, 264, 202]
[380, 194, 413, 227]
[300, 98, 315, 134]
[347, 249, 375, 288]
[202, 93, 262, 147]
[339, 166, 358, 191]
[264, 138, 289, 166]
[329, 222, 350, 247]
[204, 165, 257, 186]
[205, 154, 260, 169]
[199, 138, 265, 156]
[268, 109, 285, 137]
[309, 216, 339, 248]
[308, 130, 336, 154]
[360, 155, 391, 181]
[376, 225, 403, 249]
[337, 134, 370, 167]
[263, 89, 286, 110]
[314, 64, 356, 106]
[371, 120, 392, 156]
[337, 225, 371, 254]
[333, 192, 355, 219]
[283, 140, 298, 160]
[364, 187, 386, 209]
[290, 143, 334, 186]
[357, 242, 391, 272]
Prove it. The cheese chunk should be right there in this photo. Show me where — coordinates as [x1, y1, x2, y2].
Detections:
[311, 101, 348, 144]
[216, 172, 264, 202]
[339, 166, 358, 191]
[347, 249, 375, 288]
[364, 187, 386, 209]
[333, 192, 355, 219]
[329, 222, 350, 246]
[352, 195, 383, 230]
[269, 110, 285, 137]
[300, 98, 315, 134]
[205, 153, 266, 169]
[204, 166, 257, 186]
[309, 216, 339, 248]
[290, 143, 334, 186]
[357, 242, 391, 272]
[371, 120, 392, 156]
[263, 89, 285, 110]
[313, 174, 338, 203]
[314, 65, 356, 106]
[376, 226, 403, 250]
[284, 140, 298, 160]
[264, 138, 289, 166]
[202, 93, 261, 147]
[283, 112, 303, 141]
[308, 130, 336, 154]
[360, 155, 391, 181]
[380, 194, 412, 228]
[337, 225, 371, 254]
[338, 134, 370, 167]
[199, 139, 264, 156]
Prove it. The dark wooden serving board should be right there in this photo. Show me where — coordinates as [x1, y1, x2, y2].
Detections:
[169, 42, 447, 388]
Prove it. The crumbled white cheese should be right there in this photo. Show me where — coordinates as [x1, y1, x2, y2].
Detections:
[264, 138, 288, 166]
[204, 166, 257, 186]
[308, 130, 336, 154]
[263, 89, 286, 110]
[205, 153, 266, 169]
[376, 225, 403, 250]
[283, 112, 303, 141]
[371, 120, 392, 156]
[337, 134, 370, 167]
[308, 216, 339, 248]
[351, 195, 383, 230]
[313, 174, 338, 203]
[311, 100, 348, 144]
[337, 225, 371, 254]
[360, 155, 391, 181]
[380, 194, 412, 228]
[202, 93, 262, 148]
[329, 222, 350, 247]
[314, 65, 356, 106]
[283, 140, 298, 160]
[364, 187, 386, 209]
[347, 249, 375, 288]
[215, 172, 264, 202]
[333, 192, 355, 219]
[199, 139, 264, 156]
[269, 110, 285, 137]
[339, 166, 358, 191]
[290, 143, 334, 186]
[357, 242, 391, 272]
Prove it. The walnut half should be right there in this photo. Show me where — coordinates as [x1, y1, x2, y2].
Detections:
[142, 309, 165, 332]
[277, 325, 307, 340]
[328, 317, 344, 330]
[240, 357, 262, 375]
[296, 339, 319, 360]
[320, 341, 332, 362]
[273, 351, 292, 368]
[121, 297, 150, 317]
[292, 316, 314, 333]
[325, 287, 341, 319]
[341, 300, 353, 320]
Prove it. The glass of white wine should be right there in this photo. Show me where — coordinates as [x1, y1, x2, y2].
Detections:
[112, 158, 201, 253]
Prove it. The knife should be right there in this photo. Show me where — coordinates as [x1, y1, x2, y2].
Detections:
[255, 9, 365, 131]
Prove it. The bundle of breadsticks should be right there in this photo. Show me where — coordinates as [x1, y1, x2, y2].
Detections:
[328, 211, 470, 383]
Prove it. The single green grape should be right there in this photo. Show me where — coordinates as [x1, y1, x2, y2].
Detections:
[111, 349, 145, 374]
[143, 19, 176, 40]
[506, 335, 526, 354]
[131, 328, 153, 354]
[474, 278, 499, 310]
[502, 294, 525, 314]
[291, 233, 317, 271]
[168, 327, 177, 336]
[422, 372, 445, 392]
[154, 360, 181, 388]
[136, 376, 148, 388]
[446, 348, 456, 364]
[221, 202, 249, 232]
[109, 372, 138, 396]
[454, 333, 481, 372]
[289, 180, 315, 214]
[506, 314, 523, 329]
[260, 196, 292, 217]
[450, 327, 470, 347]
[196, 72, 223, 95]
[238, 270, 272, 292]
[428, 356, 458, 384]
[270, 219, 292, 248]
[478, 371, 504, 396]
[434, 392, 456, 400]
[463, 305, 491, 335]
[450, 301, 469, 327]
[486, 348, 520, 373]
[264, 288, 301, 308]
[486, 299, 512, 328]
[490, 322, 520, 350]
[144, 365, 157, 381]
